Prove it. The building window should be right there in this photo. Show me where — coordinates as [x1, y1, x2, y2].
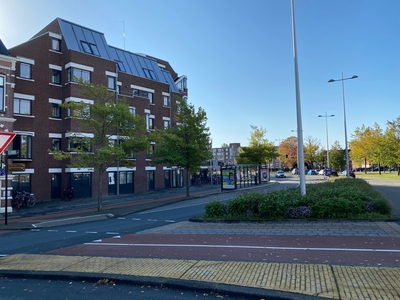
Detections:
[68, 68, 90, 83]
[81, 41, 99, 56]
[13, 135, 32, 159]
[20, 62, 32, 79]
[68, 106, 90, 118]
[147, 144, 155, 158]
[164, 120, 170, 128]
[115, 61, 126, 72]
[145, 113, 149, 130]
[14, 98, 32, 115]
[51, 69, 61, 85]
[143, 69, 156, 80]
[133, 89, 153, 103]
[68, 137, 91, 152]
[129, 107, 136, 115]
[0, 76, 4, 111]
[51, 38, 61, 52]
[51, 103, 61, 118]
[51, 138, 61, 151]
[107, 76, 116, 90]
[148, 117, 155, 130]
[12, 174, 32, 194]
[163, 95, 170, 107]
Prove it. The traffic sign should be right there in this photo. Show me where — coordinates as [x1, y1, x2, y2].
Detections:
[0, 132, 16, 155]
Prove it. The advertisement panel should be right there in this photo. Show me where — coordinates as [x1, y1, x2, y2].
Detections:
[261, 169, 269, 182]
[221, 167, 236, 190]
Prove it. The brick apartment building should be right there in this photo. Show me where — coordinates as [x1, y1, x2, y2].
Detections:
[5, 18, 188, 202]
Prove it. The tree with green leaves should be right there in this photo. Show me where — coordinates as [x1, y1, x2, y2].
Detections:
[152, 98, 212, 197]
[236, 125, 278, 166]
[329, 141, 346, 171]
[384, 117, 400, 175]
[303, 136, 321, 169]
[51, 81, 150, 211]
[350, 124, 382, 173]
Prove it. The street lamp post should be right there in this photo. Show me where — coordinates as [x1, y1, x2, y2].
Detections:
[318, 113, 334, 168]
[328, 73, 358, 178]
[291, 0, 306, 195]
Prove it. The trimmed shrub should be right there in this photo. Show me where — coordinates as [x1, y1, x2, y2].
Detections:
[204, 200, 227, 218]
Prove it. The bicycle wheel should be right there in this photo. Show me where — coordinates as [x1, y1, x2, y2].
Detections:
[27, 194, 36, 207]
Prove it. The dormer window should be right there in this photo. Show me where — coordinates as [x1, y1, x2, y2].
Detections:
[81, 41, 99, 56]
[116, 61, 126, 72]
[143, 68, 156, 80]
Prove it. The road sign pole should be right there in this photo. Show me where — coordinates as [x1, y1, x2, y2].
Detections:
[4, 150, 8, 225]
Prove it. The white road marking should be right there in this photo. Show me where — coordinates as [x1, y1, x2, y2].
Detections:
[66, 231, 77, 233]
[92, 239, 102, 242]
[165, 220, 175, 223]
[117, 217, 126, 220]
[147, 219, 157, 222]
[112, 236, 121, 238]
[85, 231, 98, 234]
[132, 218, 141, 221]
[0, 254, 9, 257]
[82, 242, 400, 253]
[106, 232, 119, 235]
[48, 230, 58, 232]
[30, 229, 40, 231]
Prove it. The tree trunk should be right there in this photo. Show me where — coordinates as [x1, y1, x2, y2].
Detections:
[364, 158, 367, 174]
[185, 169, 190, 197]
[97, 170, 103, 212]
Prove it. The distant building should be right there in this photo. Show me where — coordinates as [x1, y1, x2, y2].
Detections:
[6, 18, 188, 201]
[211, 143, 241, 166]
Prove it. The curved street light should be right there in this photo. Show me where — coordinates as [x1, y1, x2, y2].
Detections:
[328, 73, 358, 178]
[318, 113, 334, 168]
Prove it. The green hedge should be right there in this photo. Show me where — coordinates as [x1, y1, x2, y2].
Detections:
[203, 178, 393, 220]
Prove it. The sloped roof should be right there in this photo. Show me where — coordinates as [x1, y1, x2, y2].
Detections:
[0, 39, 11, 56]
[57, 18, 179, 93]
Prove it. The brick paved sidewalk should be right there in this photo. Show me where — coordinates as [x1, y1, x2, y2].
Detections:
[1, 254, 399, 300]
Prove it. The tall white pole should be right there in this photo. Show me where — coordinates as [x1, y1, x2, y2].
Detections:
[325, 113, 330, 168]
[341, 72, 350, 178]
[291, 0, 306, 195]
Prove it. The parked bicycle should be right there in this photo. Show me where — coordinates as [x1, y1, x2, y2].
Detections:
[62, 187, 74, 201]
[12, 191, 36, 209]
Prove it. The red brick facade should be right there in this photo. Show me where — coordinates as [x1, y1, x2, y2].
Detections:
[6, 18, 187, 202]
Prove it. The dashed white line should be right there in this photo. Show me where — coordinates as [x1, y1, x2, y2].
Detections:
[117, 217, 126, 220]
[106, 232, 119, 235]
[30, 229, 40, 232]
[85, 231, 98, 234]
[66, 231, 77, 233]
[165, 220, 176, 223]
[147, 219, 157, 222]
[132, 218, 141, 221]
[48, 230, 58, 232]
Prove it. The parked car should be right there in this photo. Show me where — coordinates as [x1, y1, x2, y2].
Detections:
[341, 170, 356, 178]
[275, 170, 286, 178]
[307, 169, 317, 175]
[330, 170, 338, 176]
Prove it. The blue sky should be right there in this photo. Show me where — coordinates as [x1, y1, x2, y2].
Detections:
[1, 0, 399, 150]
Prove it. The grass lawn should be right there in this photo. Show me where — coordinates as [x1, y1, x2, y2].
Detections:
[355, 171, 400, 179]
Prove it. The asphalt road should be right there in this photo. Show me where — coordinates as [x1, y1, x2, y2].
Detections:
[0, 277, 261, 300]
